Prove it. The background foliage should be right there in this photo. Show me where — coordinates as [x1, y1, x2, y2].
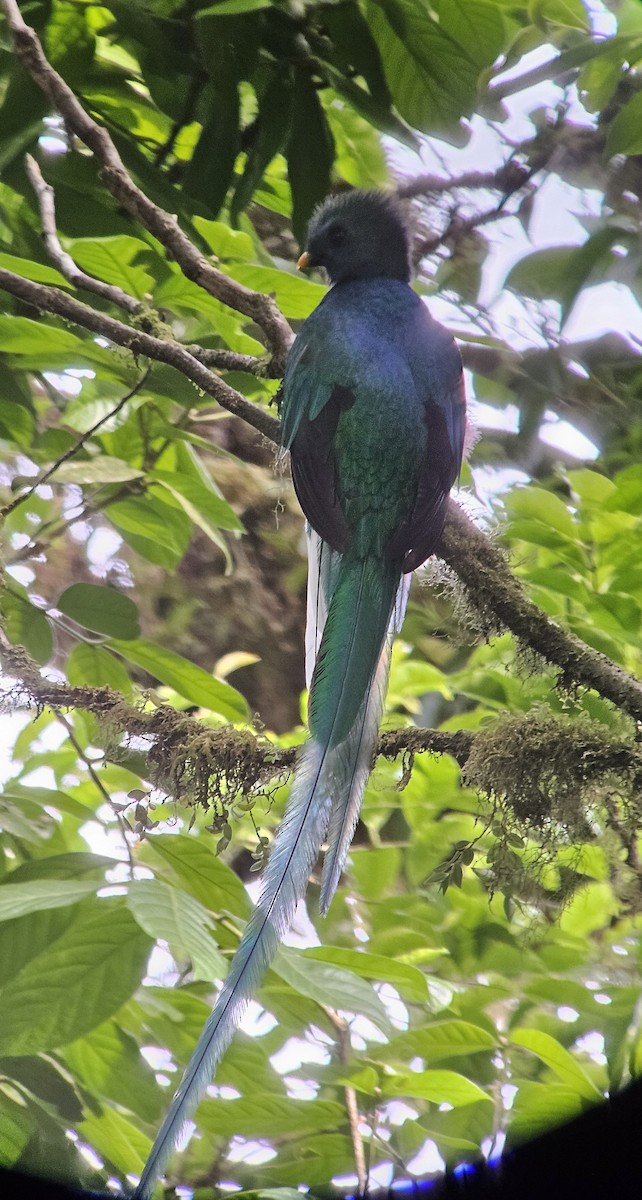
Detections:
[1, 0, 642, 1193]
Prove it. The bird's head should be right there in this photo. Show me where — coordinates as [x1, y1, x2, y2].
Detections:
[297, 190, 411, 284]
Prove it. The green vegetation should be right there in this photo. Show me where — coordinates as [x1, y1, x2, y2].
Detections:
[1, 0, 642, 1193]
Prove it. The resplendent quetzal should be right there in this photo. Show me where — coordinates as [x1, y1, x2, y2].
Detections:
[135, 190, 466, 1199]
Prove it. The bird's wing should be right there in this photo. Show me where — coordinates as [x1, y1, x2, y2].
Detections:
[388, 305, 466, 571]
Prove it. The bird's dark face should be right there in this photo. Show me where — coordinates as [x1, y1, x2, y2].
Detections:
[299, 190, 411, 285]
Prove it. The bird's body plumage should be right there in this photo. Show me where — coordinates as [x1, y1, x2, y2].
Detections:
[135, 191, 465, 1199]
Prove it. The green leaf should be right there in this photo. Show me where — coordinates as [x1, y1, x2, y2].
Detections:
[52, 457, 144, 485]
[65, 236, 154, 298]
[567, 470, 616, 505]
[273, 947, 392, 1035]
[8, 853, 117, 883]
[0, 1092, 32, 1162]
[141, 833, 251, 917]
[58, 582, 140, 639]
[184, 76, 240, 213]
[0, 316, 116, 369]
[227, 264, 327, 318]
[0, 590, 53, 664]
[605, 88, 642, 157]
[63, 1018, 162, 1123]
[150, 469, 243, 534]
[66, 643, 133, 693]
[127, 878, 228, 980]
[3, 783, 93, 822]
[322, 92, 390, 188]
[0, 880, 98, 922]
[365, 0, 503, 143]
[198, 1093, 344, 1138]
[0, 317, 82, 355]
[0, 396, 35, 449]
[381, 1020, 497, 1062]
[0, 899, 152, 1054]
[192, 217, 254, 261]
[510, 1028, 603, 1100]
[505, 486, 576, 537]
[302, 946, 428, 1002]
[322, 4, 391, 106]
[78, 1106, 151, 1175]
[231, 73, 293, 223]
[108, 494, 192, 567]
[286, 67, 335, 243]
[505, 246, 575, 301]
[508, 1081, 586, 1141]
[529, 0, 591, 32]
[109, 637, 248, 720]
[559, 227, 624, 325]
[383, 1068, 491, 1106]
[0, 252, 70, 288]
[198, 0, 272, 13]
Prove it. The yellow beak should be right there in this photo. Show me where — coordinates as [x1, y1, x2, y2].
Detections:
[297, 251, 312, 270]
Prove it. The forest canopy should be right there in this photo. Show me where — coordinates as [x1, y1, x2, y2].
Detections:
[1, 0, 642, 1193]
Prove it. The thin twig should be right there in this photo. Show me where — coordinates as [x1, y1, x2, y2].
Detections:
[325, 1009, 367, 1195]
[186, 344, 277, 377]
[416, 191, 517, 261]
[1, 0, 294, 371]
[398, 161, 530, 200]
[0, 368, 151, 520]
[25, 153, 144, 315]
[50, 702, 136, 877]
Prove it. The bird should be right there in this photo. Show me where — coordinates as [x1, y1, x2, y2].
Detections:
[133, 189, 466, 1199]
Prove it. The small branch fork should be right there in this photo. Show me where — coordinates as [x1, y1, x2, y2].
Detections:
[2, 0, 642, 750]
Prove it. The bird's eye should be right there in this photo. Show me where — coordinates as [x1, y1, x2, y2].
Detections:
[327, 223, 347, 247]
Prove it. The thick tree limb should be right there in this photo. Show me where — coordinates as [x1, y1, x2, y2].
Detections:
[0, 636, 474, 778]
[0, 0, 293, 370]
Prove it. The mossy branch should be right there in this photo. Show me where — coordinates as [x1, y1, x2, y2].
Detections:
[4, 638, 642, 858]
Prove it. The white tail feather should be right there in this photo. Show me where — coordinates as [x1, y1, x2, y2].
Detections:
[135, 549, 410, 1198]
[134, 739, 332, 1199]
[318, 573, 411, 914]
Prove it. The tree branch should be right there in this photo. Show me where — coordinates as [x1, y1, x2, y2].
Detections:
[1, 0, 294, 371]
[0, 635, 472, 780]
[324, 1009, 367, 1195]
[439, 503, 642, 725]
[0, 267, 280, 443]
[25, 153, 143, 316]
[397, 161, 531, 200]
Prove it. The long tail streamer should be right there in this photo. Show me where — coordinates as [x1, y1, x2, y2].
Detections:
[135, 533, 406, 1198]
